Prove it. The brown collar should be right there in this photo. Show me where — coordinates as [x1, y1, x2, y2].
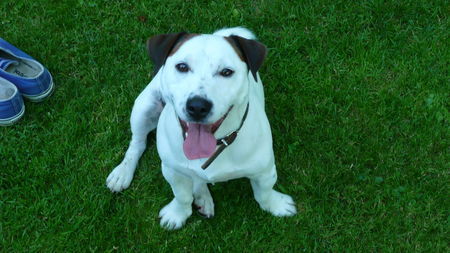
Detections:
[180, 103, 250, 170]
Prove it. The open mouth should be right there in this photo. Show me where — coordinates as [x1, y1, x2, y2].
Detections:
[179, 108, 231, 160]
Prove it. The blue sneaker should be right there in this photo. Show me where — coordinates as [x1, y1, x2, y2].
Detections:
[0, 38, 54, 102]
[0, 77, 25, 126]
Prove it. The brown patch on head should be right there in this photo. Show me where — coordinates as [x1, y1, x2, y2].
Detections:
[147, 32, 187, 73]
[224, 37, 245, 61]
[168, 33, 199, 56]
[224, 35, 267, 82]
[147, 33, 199, 74]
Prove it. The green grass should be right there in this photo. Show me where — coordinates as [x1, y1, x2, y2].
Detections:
[1, 0, 448, 251]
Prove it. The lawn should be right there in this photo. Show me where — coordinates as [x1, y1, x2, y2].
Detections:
[1, 0, 448, 251]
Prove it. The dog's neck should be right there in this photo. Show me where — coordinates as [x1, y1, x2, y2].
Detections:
[214, 97, 249, 139]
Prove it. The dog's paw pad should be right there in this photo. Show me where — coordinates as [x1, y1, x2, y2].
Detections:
[193, 203, 214, 218]
[193, 196, 214, 218]
[159, 199, 192, 230]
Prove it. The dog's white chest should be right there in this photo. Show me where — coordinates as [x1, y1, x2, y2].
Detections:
[156, 104, 254, 183]
[156, 98, 275, 183]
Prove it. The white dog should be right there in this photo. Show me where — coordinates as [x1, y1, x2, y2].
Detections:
[106, 27, 296, 229]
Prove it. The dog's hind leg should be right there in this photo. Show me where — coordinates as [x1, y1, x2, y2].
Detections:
[192, 178, 214, 218]
[106, 81, 163, 192]
[249, 165, 297, 217]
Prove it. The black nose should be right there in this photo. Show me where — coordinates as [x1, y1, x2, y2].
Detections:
[186, 96, 212, 121]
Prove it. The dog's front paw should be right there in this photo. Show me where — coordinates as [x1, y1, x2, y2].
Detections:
[159, 199, 192, 230]
[259, 190, 297, 217]
[106, 163, 134, 192]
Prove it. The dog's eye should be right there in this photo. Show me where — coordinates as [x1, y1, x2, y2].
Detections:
[175, 63, 190, 73]
[220, 68, 234, 77]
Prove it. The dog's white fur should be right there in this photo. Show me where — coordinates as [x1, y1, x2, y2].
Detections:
[106, 27, 296, 229]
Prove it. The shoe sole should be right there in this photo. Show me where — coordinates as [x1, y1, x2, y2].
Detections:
[0, 103, 25, 126]
[21, 76, 55, 102]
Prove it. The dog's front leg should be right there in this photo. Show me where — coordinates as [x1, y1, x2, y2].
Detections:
[249, 165, 297, 217]
[159, 164, 193, 230]
[106, 86, 163, 192]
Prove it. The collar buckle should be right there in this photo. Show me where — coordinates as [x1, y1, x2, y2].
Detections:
[221, 138, 229, 146]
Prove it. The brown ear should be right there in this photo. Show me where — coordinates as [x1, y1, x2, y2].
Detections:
[228, 35, 267, 82]
[146, 32, 187, 73]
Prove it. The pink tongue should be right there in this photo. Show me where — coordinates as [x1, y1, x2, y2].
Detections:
[183, 123, 216, 160]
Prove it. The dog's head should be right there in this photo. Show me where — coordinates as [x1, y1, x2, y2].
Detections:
[147, 32, 266, 125]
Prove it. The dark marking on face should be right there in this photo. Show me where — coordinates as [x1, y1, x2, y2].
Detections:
[223, 37, 245, 61]
[224, 35, 267, 82]
[147, 32, 187, 73]
[168, 33, 200, 57]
